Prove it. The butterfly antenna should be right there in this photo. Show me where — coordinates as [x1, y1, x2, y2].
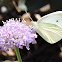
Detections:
[25, 10, 33, 21]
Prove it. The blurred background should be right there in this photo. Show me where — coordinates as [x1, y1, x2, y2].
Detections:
[0, 0, 62, 62]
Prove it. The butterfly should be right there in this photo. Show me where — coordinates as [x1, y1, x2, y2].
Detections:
[31, 11, 62, 44]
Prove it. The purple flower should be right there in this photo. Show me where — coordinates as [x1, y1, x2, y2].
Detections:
[0, 19, 37, 51]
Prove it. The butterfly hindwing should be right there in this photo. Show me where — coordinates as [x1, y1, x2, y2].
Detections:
[31, 21, 62, 44]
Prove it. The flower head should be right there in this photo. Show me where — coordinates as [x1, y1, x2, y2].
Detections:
[0, 19, 37, 51]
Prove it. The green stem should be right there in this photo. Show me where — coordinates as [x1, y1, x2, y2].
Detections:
[15, 46, 22, 62]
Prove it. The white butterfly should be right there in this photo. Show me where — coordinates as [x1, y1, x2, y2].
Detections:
[31, 11, 62, 44]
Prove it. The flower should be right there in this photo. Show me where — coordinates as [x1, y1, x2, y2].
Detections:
[0, 19, 37, 51]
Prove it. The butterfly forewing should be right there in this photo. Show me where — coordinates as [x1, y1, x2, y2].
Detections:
[31, 21, 62, 44]
[38, 11, 62, 27]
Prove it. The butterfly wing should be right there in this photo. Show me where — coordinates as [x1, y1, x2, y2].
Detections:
[38, 11, 62, 27]
[31, 21, 62, 44]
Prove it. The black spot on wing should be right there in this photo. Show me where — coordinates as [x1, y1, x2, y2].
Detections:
[56, 20, 59, 22]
